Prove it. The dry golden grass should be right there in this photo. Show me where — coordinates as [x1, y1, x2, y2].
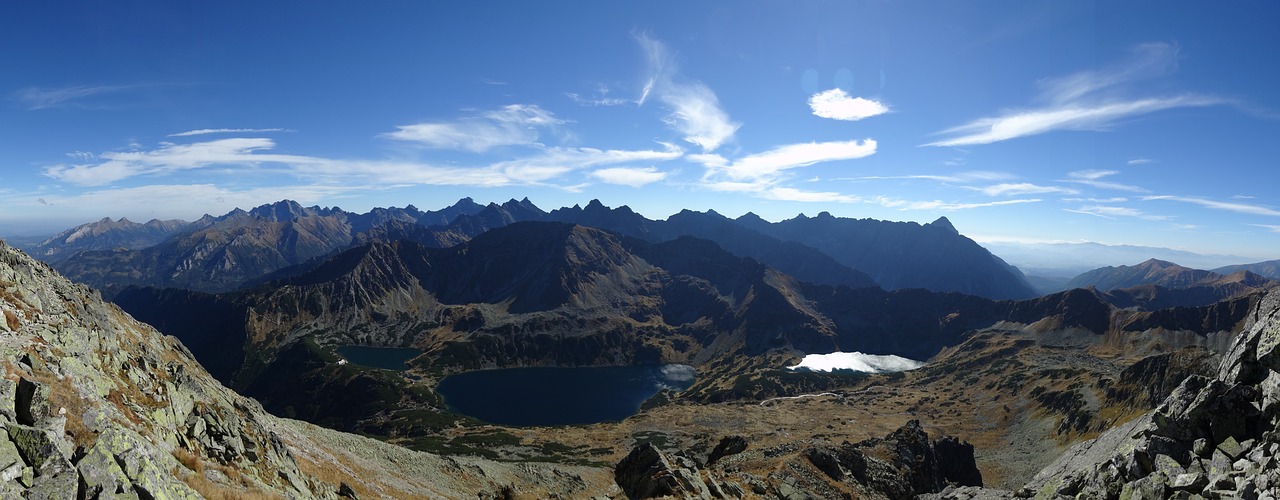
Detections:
[30, 366, 100, 449]
[3, 309, 18, 331]
[292, 451, 373, 499]
[174, 466, 284, 500]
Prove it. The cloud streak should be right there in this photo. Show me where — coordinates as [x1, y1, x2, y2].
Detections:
[971, 183, 1079, 196]
[874, 197, 1041, 211]
[1066, 204, 1170, 220]
[383, 104, 566, 152]
[43, 137, 682, 190]
[10, 84, 142, 110]
[925, 42, 1221, 147]
[590, 167, 668, 187]
[704, 139, 877, 182]
[1144, 195, 1280, 217]
[169, 128, 292, 137]
[1061, 170, 1149, 193]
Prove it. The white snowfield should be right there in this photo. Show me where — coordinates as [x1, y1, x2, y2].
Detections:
[788, 351, 924, 373]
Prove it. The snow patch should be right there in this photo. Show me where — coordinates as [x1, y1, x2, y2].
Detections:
[788, 352, 924, 373]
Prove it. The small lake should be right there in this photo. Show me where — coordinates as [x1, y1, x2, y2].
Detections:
[336, 345, 421, 371]
[436, 364, 696, 427]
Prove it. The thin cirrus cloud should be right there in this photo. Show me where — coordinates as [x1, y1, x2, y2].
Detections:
[591, 167, 668, 187]
[42, 136, 683, 189]
[700, 139, 878, 183]
[169, 128, 292, 137]
[1061, 170, 1149, 193]
[808, 89, 890, 121]
[1143, 195, 1280, 217]
[383, 104, 567, 153]
[10, 84, 141, 110]
[925, 42, 1221, 147]
[636, 33, 740, 152]
[841, 171, 1014, 184]
[1065, 205, 1169, 220]
[970, 183, 1080, 196]
[873, 196, 1041, 211]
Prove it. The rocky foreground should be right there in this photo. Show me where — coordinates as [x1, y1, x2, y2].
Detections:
[0, 240, 615, 498]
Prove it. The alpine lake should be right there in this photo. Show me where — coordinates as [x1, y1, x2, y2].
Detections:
[337, 345, 697, 427]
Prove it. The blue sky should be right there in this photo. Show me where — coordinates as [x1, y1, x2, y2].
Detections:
[3, 1, 1280, 259]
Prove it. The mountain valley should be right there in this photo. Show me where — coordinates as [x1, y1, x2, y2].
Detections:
[4, 198, 1280, 498]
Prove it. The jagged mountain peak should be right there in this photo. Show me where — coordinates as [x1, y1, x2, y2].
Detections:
[929, 216, 958, 234]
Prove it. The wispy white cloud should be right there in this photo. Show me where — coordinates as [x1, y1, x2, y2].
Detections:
[970, 183, 1079, 196]
[566, 92, 631, 107]
[10, 84, 139, 110]
[566, 83, 632, 107]
[873, 196, 1041, 211]
[808, 89, 889, 121]
[704, 139, 877, 182]
[169, 128, 292, 137]
[42, 137, 682, 189]
[925, 42, 1221, 147]
[1249, 224, 1280, 234]
[383, 104, 566, 152]
[840, 171, 1014, 183]
[1127, 158, 1155, 165]
[494, 145, 682, 185]
[1061, 169, 1149, 193]
[1144, 195, 1280, 217]
[590, 166, 668, 187]
[1066, 204, 1169, 220]
[45, 138, 287, 186]
[636, 33, 739, 151]
[765, 187, 858, 203]
[1062, 197, 1128, 203]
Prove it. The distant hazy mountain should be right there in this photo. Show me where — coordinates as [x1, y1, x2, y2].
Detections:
[51, 198, 487, 293]
[24, 216, 190, 261]
[1213, 259, 1280, 279]
[982, 240, 1254, 278]
[1064, 259, 1218, 291]
[1056, 259, 1278, 309]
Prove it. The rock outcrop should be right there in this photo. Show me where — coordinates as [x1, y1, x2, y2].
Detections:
[615, 420, 981, 499]
[1025, 288, 1280, 498]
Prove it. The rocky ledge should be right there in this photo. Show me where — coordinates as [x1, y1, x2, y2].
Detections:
[615, 419, 982, 499]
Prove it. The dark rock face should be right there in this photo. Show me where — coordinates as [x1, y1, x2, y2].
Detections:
[615, 421, 980, 499]
[707, 435, 748, 465]
[614, 443, 719, 499]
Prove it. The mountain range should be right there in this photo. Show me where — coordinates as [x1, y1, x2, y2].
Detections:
[22, 198, 1039, 300]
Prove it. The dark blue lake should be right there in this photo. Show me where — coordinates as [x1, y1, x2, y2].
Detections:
[336, 346, 421, 371]
[436, 364, 696, 427]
